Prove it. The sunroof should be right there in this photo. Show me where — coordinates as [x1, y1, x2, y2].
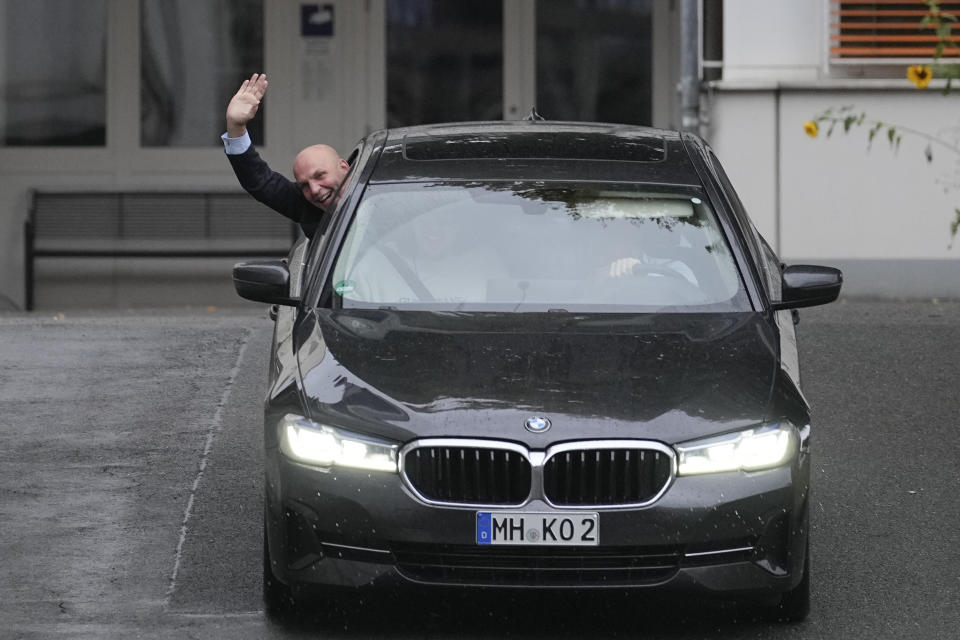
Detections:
[403, 132, 666, 162]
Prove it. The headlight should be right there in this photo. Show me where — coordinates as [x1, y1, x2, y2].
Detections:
[674, 423, 797, 476]
[278, 414, 399, 472]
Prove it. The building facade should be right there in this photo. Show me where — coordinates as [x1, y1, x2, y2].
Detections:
[713, 0, 960, 298]
[1, 0, 958, 309]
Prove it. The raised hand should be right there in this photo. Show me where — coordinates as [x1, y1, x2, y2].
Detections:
[226, 73, 268, 138]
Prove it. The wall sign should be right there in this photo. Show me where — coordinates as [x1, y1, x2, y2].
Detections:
[299, 4, 336, 101]
[301, 4, 334, 37]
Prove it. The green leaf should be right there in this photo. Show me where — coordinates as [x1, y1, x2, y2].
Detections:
[843, 115, 856, 132]
[937, 23, 952, 39]
[951, 209, 960, 243]
[936, 42, 946, 57]
[888, 127, 897, 146]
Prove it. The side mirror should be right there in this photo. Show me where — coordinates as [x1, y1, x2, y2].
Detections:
[233, 260, 299, 306]
[770, 264, 843, 310]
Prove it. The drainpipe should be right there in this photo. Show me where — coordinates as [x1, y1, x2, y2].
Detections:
[679, 0, 701, 135]
[700, 0, 723, 140]
[702, 1, 723, 83]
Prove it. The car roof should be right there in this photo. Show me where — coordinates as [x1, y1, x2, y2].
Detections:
[366, 121, 704, 186]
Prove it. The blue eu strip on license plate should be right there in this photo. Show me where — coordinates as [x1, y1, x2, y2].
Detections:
[476, 511, 599, 546]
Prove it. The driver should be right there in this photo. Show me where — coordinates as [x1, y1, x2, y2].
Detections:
[604, 222, 698, 285]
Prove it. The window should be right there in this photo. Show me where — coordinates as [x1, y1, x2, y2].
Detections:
[331, 182, 748, 312]
[830, 0, 960, 61]
[386, 0, 503, 127]
[140, 0, 263, 146]
[536, 0, 653, 125]
[0, 0, 107, 146]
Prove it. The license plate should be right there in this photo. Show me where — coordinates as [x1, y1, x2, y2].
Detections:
[476, 512, 599, 546]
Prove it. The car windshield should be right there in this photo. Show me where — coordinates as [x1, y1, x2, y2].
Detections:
[330, 182, 750, 312]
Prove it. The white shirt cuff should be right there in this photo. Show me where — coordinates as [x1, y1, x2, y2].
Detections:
[221, 131, 252, 155]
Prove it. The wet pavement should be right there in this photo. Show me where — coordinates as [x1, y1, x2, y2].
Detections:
[0, 300, 958, 639]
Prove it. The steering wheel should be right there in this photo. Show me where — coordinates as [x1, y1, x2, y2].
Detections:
[592, 263, 707, 305]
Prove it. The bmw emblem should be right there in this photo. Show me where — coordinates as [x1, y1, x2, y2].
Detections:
[524, 416, 551, 433]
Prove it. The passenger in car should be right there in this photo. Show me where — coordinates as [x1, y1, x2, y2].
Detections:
[344, 205, 508, 305]
[220, 73, 350, 238]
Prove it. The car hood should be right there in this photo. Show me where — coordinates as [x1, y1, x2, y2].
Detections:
[296, 310, 781, 446]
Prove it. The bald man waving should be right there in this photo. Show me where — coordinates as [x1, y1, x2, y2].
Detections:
[221, 73, 350, 238]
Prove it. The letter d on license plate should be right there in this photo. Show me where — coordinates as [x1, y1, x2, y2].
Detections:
[476, 512, 599, 546]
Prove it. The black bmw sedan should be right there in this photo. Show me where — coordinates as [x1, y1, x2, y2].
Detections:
[234, 121, 841, 622]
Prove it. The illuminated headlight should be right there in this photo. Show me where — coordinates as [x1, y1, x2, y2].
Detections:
[674, 423, 798, 476]
[278, 414, 398, 472]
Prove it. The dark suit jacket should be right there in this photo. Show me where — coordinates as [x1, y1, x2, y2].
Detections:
[226, 146, 328, 238]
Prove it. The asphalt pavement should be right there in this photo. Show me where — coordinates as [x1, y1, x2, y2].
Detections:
[0, 299, 958, 639]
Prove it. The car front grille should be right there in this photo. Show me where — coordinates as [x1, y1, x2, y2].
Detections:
[401, 440, 674, 507]
[543, 447, 673, 506]
[402, 444, 532, 505]
[392, 543, 682, 587]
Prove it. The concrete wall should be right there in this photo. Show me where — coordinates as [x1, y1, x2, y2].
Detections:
[710, 87, 960, 297]
[722, 0, 823, 83]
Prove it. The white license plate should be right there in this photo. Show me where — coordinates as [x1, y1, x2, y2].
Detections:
[476, 512, 599, 546]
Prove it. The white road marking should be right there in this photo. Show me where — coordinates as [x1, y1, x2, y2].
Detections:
[165, 329, 253, 606]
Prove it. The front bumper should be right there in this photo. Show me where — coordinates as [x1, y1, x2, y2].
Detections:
[264, 448, 809, 597]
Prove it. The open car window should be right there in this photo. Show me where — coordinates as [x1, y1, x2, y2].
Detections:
[329, 182, 751, 313]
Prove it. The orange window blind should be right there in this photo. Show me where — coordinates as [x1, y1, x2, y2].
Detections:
[831, 0, 960, 58]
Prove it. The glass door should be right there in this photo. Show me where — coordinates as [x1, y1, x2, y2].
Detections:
[536, 0, 653, 125]
[384, 0, 656, 129]
[386, 0, 503, 127]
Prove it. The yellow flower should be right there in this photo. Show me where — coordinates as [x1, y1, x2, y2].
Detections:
[803, 121, 819, 138]
[907, 65, 933, 89]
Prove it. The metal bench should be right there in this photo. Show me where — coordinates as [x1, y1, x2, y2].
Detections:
[24, 190, 298, 310]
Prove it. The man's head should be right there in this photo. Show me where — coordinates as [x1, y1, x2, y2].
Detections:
[411, 209, 462, 259]
[293, 144, 350, 209]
